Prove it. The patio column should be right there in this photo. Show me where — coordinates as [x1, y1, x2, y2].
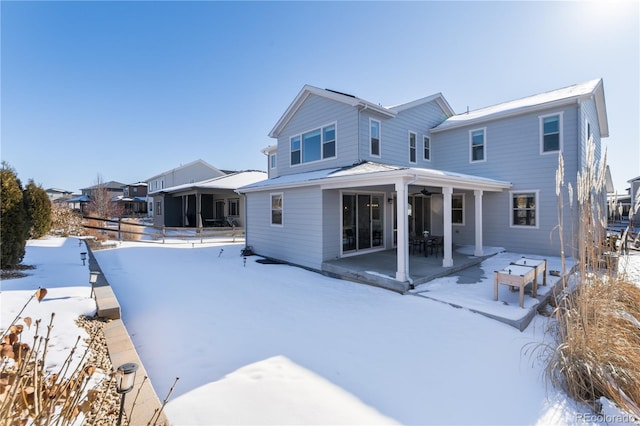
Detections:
[196, 192, 202, 228]
[474, 190, 484, 257]
[395, 180, 409, 282]
[442, 186, 454, 267]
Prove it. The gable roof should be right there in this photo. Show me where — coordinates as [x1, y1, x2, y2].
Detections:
[151, 170, 267, 195]
[432, 79, 609, 136]
[145, 159, 223, 181]
[269, 85, 454, 138]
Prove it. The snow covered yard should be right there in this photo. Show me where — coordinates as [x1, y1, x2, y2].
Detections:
[91, 239, 596, 425]
[4, 237, 637, 425]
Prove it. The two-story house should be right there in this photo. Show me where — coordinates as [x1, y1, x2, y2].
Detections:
[146, 159, 225, 226]
[113, 182, 148, 217]
[238, 79, 609, 292]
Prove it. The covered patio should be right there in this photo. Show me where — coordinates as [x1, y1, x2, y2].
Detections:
[323, 245, 503, 292]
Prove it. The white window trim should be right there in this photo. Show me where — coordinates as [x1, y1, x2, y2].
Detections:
[289, 121, 337, 167]
[370, 118, 381, 158]
[408, 131, 417, 164]
[423, 135, 431, 162]
[270, 192, 284, 227]
[539, 112, 563, 155]
[469, 127, 487, 163]
[509, 190, 539, 229]
[452, 193, 465, 226]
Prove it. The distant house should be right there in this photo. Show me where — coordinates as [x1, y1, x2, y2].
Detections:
[46, 188, 73, 202]
[112, 182, 148, 217]
[149, 170, 267, 228]
[238, 79, 609, 291]
[628, 176, 640, 224]
[145, 159, 225, 219]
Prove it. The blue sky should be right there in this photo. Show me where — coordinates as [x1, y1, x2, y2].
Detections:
[2, 1, 638, 193]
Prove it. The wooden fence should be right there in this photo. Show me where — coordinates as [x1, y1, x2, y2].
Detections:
[82, 215, 244, 244]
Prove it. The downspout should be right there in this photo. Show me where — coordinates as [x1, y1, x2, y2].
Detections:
[399, 174, 420, 286]
[357, 103, 370, 163]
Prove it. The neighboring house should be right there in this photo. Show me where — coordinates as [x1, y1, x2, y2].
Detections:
[145, 159, 225, 219]
[628, 176, 640, 224]
[112, 182, 148, 217]
[46, 188, 73, 202]
[81, 181, 126, 200]
[149, 170, 267, 228]
[238, 79, 609, 291]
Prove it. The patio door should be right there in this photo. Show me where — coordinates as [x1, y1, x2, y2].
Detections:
[342, 193, 383, 253]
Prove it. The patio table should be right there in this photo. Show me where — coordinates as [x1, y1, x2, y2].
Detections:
[494, 264, 537, 308]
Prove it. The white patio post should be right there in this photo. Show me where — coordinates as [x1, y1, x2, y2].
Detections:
[196, 193, 202, 228]
[395, 180, 409, 282]
[474, 189, 484, 257]
[442, 186, 454, 267]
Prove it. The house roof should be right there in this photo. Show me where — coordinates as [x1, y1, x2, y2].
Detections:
[268, 85, 454, 138]
[66, 195, 91, 203]
[81, 181, 126, 191]
[145, 159, 222, 182]
[151, 171, 267, 195]
[432, 79, 609, 137]
[237, 162, 511, 193]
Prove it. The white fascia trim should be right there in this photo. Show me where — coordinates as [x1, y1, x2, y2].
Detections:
[431, 97, 580, 134]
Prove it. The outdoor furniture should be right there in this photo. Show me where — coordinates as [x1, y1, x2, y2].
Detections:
[424, 236, 443, 258]
[494, 265, 537, 308]
[409, 233, 423, 254]
[511, 257, 547, 286]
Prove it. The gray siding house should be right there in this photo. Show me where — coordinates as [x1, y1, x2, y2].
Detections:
[239, 80, 609, 291]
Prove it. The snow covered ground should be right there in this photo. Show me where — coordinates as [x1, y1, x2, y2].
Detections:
[2, 237, 638, 425]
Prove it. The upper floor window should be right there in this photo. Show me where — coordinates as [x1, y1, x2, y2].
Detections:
[540, 113, 563, 153]
[409, 131, 417, 163]
[123, 188, 130, 197]
[470, 128, 486, 162]
[423, 136, 431, 161]
[290, 123, 336, 165]
[586, 120, 592, 143]
[270, 153, 277, 169]
[370, 119, 381, 157]
[271, 193, 283, 226]
[510, 191, 538, 228]
[452, 194, 464, 225]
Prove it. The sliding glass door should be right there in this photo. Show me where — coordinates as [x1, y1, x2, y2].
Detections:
[342, 193, 383, 253]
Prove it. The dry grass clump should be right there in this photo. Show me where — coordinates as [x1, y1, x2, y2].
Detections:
[546, 275, 640, 417]
[543, 139, 640, 419]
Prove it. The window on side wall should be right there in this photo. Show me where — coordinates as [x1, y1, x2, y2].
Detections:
[156, 201, 162, 216]
[290, 123, 336, 166]
[270, 153, 277, 169]
[271, 193, 283, 226]
[423, 136, 431, 161]
[510, 191, 538, 227]
[452, 194, 464, 224]
[470, 128, 486, 162]
[229, 198, 240, 216]
[409, 131, 417, 163]
[540, 113, 562, 153]
[370, 119, 380, 157]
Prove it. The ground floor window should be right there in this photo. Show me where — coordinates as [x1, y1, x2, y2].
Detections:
[229, 198, 240, 216]
[271, 193, 283, 226]
[452, 194, 464, 225]
[510, 191, 538, 227]
[155, 201, 162, 216]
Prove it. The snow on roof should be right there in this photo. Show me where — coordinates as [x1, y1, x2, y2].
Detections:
[433, 79, 605, 132]
[151, 171, 267, 194]
[238, 162, 511, 192]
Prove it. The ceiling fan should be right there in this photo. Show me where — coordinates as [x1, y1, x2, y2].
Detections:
[410, 187, 437, 196]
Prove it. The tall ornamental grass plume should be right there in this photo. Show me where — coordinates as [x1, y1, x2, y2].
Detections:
[542, 139, 640, 419]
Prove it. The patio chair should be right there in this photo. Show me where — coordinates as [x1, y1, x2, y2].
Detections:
[426, 236, 443, 258]
[409, 233, 423, 254]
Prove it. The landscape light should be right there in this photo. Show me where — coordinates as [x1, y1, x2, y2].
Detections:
[116, 362, 138, 426]
[80, 252, 87, 266]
